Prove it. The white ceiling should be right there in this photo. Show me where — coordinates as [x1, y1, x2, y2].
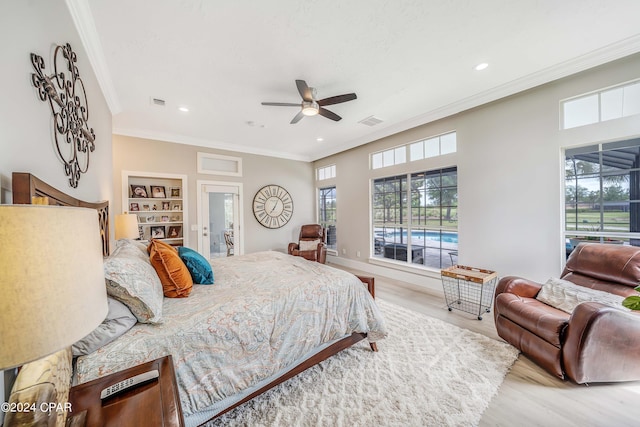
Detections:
[73, 0, 640, 162]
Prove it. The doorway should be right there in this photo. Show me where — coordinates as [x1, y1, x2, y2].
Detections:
[197, 181, 242, 260]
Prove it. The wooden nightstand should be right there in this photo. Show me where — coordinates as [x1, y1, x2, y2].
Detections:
[67, 355, 184, 427]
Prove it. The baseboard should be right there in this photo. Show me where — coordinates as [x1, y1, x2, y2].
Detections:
[327, 255, 443, 293]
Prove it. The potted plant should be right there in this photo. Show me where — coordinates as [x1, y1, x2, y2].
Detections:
[623, 289, 640, 310]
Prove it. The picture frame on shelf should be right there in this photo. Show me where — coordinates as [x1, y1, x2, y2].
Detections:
[170, 215, 180, 221]
[172, 204, 181, 211]
[167, 225, 181, 239]
[147, 215, 155, 222]
[170, 187, 181, 198]
[151, 185, 166, 198]
[138, 216, 147, 223]
[161, 215, 169, 222]
[138, 226, 145, 240]
[131, 184, 148, 198]
[151, 226, 165, 239]
[162, 201, 170, 210]
[142, 204, 150, 211]
[130, 202, 140, 211]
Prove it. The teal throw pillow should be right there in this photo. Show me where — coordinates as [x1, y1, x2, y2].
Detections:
[178, 247, 214, 284]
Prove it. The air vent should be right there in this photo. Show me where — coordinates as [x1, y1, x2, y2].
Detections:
[358, 115, 383, 126]
[151, 97, 166, 106]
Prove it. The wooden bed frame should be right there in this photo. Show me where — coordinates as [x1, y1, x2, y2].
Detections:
[12, 172, 110, 257]
[11, 171, 378, 423]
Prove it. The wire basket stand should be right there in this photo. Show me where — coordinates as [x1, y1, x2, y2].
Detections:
[441, 265, 497, 320]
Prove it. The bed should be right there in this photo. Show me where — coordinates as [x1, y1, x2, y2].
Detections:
[11, 172, 387, 426]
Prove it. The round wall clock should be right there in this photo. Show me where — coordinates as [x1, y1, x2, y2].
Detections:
[252, 184, 293, 229]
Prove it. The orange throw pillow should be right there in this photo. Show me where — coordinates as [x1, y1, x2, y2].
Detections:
[147, 239, 193, 298]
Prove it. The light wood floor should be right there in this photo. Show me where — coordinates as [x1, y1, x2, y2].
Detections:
[334, 264, 640, 427]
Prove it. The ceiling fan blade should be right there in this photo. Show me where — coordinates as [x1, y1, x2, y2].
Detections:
[290, 111, 305, 124]
[295, 80, 313, 102]
[317, 93, 357, 106]
[318, 107, 342, 121]
[261, 102, 300, 107]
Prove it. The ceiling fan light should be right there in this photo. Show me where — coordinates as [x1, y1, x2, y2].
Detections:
[302, 101, 319, 116]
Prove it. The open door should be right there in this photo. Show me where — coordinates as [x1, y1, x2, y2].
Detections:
[198, 182, 242, 259]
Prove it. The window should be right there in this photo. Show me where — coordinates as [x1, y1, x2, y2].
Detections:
[372, 167, 458, 269]
[565, 138, 640, 256]
[372, 132, 457, 169]
[561, 79, 640, 129]
[409, 131, 457, 161]
[317, 164, 336, 180]
[372, 146, 406, 169]
[197, 152, 243, 176]
[318, 186, 337, 251]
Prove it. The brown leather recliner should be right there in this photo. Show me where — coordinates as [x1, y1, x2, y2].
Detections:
[288, 224, 327, 264]
[494, 243, 640, 384]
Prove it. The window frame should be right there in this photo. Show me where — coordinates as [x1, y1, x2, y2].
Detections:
[318, 185, 337, 252]
[564, 138, 640, 255]
[371, 167, 458, 270]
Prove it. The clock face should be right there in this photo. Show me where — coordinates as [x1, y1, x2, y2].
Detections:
[252, 185, 293, 229]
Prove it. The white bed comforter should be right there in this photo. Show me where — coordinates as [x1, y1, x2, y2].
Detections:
[75, 251, 387, 418]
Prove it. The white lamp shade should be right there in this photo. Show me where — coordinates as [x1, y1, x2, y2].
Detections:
[0, 205, 108, 370]
[115, 213, 139, 240]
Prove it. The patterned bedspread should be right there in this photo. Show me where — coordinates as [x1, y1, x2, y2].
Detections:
[75, 251, 387, 419]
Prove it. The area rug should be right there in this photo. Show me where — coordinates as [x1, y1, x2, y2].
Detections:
[207, 299, 520, 427]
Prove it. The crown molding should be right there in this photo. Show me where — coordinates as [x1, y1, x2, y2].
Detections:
[112, 127, 312, 162]
[310, 34, 640, 161]
[65, 0, 122, 114]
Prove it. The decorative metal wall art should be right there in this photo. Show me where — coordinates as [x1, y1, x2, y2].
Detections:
[31, 43, 95, 188]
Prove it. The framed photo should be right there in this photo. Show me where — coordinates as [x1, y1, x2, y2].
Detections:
[161, 215, 169, 222]
[138, 216, 147, 223]
[147, 215, 155, 222]
[167, 225, 181, 239]
[150, 226, 165, 239]
[162, 201, 170, 210]
[170, 187, 181, 198]
[151, 185, 166, 198]
[130, 202, 140, 211]
[142, 204, 150, 211]
[130, 184, 148, 198]
[170, 215, 180, 221]
[172, 204, 181, 211]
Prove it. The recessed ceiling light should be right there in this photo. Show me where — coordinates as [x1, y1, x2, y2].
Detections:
[316, 137, 324, 142]
[178, 106, 189, 112]
[474, 63, 489, 71]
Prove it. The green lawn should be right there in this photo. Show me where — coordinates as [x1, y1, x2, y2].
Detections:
[565, 210, 630, 231]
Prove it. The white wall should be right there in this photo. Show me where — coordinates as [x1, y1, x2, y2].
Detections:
[0, 0, 113, 204]
[0, 0, 113, 419]
[317, 53, 640, 289]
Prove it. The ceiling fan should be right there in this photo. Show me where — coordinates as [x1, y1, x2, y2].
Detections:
[261, 80, 357, 124]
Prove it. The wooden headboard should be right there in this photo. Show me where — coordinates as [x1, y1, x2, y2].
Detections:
[12, 172, 110, 256]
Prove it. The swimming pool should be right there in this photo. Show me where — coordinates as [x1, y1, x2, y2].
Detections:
[378, 230, 458, 244]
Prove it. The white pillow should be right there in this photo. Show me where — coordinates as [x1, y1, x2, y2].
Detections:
[104, 244, 164, 323]
[536, 277, 629, 314]
[299, 239, 321, 251]
[72, 297, 137, 356]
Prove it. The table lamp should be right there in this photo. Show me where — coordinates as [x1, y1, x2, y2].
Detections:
[0, 205, 108, 369]
[115, 212, 139, 240]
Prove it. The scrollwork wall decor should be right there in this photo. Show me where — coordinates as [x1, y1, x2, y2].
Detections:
[31, 43, 95, 188]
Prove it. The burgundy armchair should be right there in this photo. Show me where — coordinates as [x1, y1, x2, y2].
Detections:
[288, 224, 327, 264]
[494, 243, 640, 384]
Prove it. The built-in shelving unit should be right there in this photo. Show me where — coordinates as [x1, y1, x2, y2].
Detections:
[122, 171, 188, 246]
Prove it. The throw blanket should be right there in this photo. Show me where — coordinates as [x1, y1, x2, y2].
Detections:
[75, 251, 387, 419]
